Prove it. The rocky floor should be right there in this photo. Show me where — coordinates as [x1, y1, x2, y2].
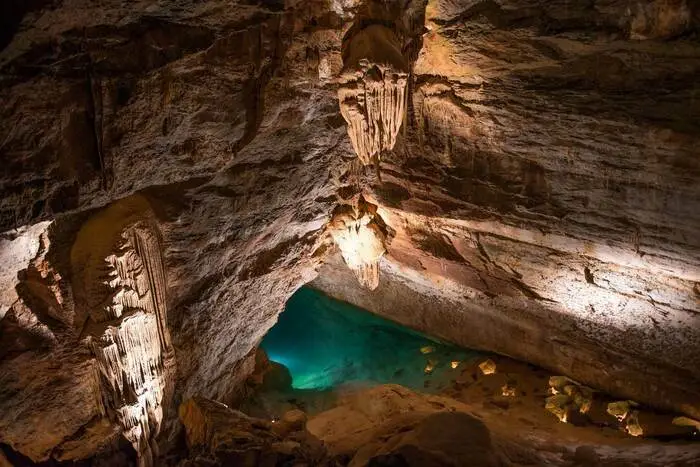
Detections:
[174, 351, 700, 466]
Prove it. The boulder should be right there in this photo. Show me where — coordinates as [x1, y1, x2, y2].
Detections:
[353, 411, 500, 467]
[178, 396, 331, 466]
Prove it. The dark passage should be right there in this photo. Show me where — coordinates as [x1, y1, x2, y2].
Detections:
[261, 286, 478, 392]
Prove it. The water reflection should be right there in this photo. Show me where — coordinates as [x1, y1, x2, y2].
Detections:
[261, 287, 477, 392]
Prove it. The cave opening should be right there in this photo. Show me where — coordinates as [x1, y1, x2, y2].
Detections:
[244, 286, 481, 416]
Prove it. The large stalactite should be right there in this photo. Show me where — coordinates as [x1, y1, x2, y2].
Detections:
[71, 195, 175, 467]
[338, 24, 409, 167]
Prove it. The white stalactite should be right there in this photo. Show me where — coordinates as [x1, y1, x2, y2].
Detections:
[328, 199, 387, 290]
[339, 67, 408, 166]
[76, 208, 174, 467]
[338, 24, 409, 166]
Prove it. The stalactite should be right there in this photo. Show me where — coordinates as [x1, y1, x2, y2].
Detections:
[328, 198, 387, 290]
[338, 24, 408, 167]
[339, 66, 408, 166]
[356, 261, 380, 290]
[131, 225, 173, 354]
[73, 198, 174, 467]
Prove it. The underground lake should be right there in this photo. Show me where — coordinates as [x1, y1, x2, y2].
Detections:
[259, 286, 479, 393]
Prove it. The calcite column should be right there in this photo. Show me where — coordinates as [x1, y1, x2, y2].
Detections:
[71, 195, 175, 467]
[338, 24, 409, 166]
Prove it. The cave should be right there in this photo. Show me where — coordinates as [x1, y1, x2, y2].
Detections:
[1, 0, 700, 465]
[250, 286, 477, 403]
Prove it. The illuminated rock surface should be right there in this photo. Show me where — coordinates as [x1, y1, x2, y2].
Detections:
[0, 0, 699, 463]
[307, 380, 700, 467]
[72, 196, 175, 466]
[327, 197, 388, 289]
[337, 24, 408, 166]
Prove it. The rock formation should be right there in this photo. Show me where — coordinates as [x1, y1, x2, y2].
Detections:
[338, 24, 408, 166]
[0, 196, 177, 465]
[327, 197, 388, 290]
[178, 396, 332, 466]
[307, 379, 700, 466]
[336, 0, 427, 167]
[72, 196, 175, 466]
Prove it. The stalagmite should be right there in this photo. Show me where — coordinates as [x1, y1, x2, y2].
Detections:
[328, 197, 387, 290]
[71, 196, 175, 467]
[338, 24, 408, 166]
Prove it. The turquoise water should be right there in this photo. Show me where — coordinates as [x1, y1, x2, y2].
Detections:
[261, 286, 477, 392]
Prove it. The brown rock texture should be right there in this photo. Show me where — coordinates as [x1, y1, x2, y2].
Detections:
[307, 383, 700, 467]
[72, 195, 176, 465]
[337, 24, 408, 166]
[1, 1, 349, 461]
[314, 0, 700, 420]
[178, 396, 331, 466]
[1, 0, 699, 463]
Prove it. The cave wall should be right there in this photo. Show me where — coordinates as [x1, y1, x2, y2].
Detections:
[1, 0, 699, 462]
[313, 0, 700, 422]
[0, 0, 352, 462]
[313, 249, 700, 419]
[313, 0, 700, 418]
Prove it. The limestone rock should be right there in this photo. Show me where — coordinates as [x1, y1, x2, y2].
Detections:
[478, 359, 497, 376]
[0, 221, 52, 320]
[545, 394, 573, 423]
[630, 0, 692, 39]
[308, 384, 551, 466]
[338, 61, 408, 166]
[307, 384, 473, 457]
[178, 396, 331, 466]
[0, 351, 103, 462]
[628, 410, 697, 438]
[338, 15, 409, 166]
[72, 196, 176, 466]
[608, 401, 637, 422]
[353, 412, 500, 467]
[53, 418, 121, 462]
[179, 397, 243, 451]
[673, 416, 700, 430]
[261, 362, 294, 393]
[246, 348, 271, 389]
[548, 377, 593, 414]
[281, 409, 307, 432]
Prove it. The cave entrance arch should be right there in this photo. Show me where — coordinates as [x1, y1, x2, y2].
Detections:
[244, 285, 479, 417]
